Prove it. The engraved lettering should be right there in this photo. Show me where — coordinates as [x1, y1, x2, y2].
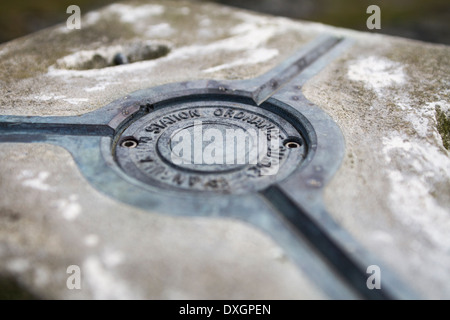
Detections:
[189, 109, 201, 118]
[144, 110, 201, 135]
[224, 109, 235, 118]
[247, 116, 259, 125]
[155, 121, 167, 129]
[140, 156, 154, 163]
[233, 111, 245, 119]
[189, 176, 201, 187]
[242, 115, 255, 122]
[147, 166, 165, 175]
[246, 166, 262, 177]
[158, 169, 172, 180]
[172, 173, 184, 185]
[178, 112, 189, 119]
[254, 119, 266, 129]
[124, 105, 295, 191]
[145, 125, 160, 134]
[204, 178, 229, 190]
[260, 158, 272, 168]
[139, 137, 152, 143]
[162, 116, 175, 125]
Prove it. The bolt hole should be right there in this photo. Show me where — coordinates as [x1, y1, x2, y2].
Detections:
[120, 138, 138, 148]
[283, 137, 303, 149]
[286, 142, 300, 148]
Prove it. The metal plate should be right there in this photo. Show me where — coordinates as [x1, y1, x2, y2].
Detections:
[114, 96, 308, 193]
[0, 35, 418, 299]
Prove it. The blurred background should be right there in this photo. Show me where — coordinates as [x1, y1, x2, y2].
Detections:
[0, 0, 449, 44]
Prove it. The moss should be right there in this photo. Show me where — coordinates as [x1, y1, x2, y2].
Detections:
[436, 105, 450, 150]
[0, 0, 116, 43]
[0, 276, 39, 300]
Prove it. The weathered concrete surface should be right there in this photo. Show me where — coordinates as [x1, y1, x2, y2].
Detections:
[0, 0, 449, 299]
[304, 40, 450, 299]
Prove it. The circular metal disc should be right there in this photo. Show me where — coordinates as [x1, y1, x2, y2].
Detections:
[114, 96, 310, 194]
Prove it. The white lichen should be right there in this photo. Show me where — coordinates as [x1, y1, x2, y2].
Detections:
[102, 249, 124, 268]
[54, 195, 81, 221]
[6, 258, 30, 273]
[382, 133, 450, 249]
[203, 48, 279, 73]
[108, 4, 165, 23]
[83, 250, 139, 300]
[19, 170, 53, 191]
[84, 234, 100, 247]
[145, 23, 175, 38]
[33, 266, 50, 287]
[62, 98, 89, 105]
[34, 94, 66, 101]
[348, 56, 405, 95]
[84, 83, 110, 92]
[55, 45, 123, 70]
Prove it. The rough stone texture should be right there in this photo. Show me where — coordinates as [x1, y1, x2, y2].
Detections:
[0, 144, 322, 299]
[0, 0, 316, 116]
[304, 39, 450, 299]
[0, 0, 449, 299]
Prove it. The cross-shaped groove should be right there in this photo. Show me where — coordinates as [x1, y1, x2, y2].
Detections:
[0, 35, 417, 299]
